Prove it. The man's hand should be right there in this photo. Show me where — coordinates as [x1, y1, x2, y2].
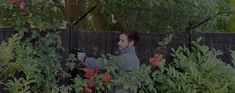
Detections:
[77, 52, 86, 62]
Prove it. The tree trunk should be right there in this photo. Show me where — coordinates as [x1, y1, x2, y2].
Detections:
[64, 0, 88, 31]
[65, 0, 72, 24]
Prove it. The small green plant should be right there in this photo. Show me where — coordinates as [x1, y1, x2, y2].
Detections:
[0, 34, 37, 93]
[157, 34, 174, 50]
[0, 31, 73, 93]
[231, 50, 235, 65]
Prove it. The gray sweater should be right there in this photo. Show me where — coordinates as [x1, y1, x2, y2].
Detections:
[83, 47, 140, 71]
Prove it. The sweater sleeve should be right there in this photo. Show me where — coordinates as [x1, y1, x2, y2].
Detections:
[84, 57, 104, 69]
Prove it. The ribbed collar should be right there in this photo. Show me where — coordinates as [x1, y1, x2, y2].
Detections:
[119, 46, 136, 54]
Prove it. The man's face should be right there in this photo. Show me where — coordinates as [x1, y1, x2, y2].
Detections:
[117, 34, 133, 51]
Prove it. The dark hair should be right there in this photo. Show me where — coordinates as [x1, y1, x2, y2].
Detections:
[120, 28, 139, 42]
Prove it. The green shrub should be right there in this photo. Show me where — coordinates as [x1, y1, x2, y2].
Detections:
[153, 38, 235, 93]
[0, 31, 72, 93]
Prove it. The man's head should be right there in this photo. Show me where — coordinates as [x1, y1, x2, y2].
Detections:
[117, 29, 139, 51]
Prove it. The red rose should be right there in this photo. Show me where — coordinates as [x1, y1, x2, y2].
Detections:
[85, 86, 92, 93]
[87, 81, 95, 88]
[154, 54, 164, 59]
[102, 72, 111, 82]
[8, 0, 19, 4]
[149, 54, 165, 65]
[18, 1, 25, 12]
[95, 68, 101, 73]
[80, 67, 95, 79]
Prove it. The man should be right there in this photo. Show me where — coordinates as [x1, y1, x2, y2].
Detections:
[76, 29, 140, 71]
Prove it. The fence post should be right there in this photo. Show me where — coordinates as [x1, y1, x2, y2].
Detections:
[186, 23, 196, 51]
[67, 19, 75, 53]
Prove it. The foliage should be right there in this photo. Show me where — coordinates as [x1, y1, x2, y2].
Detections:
[216, 0, 235, 32]
[0, 34, 37, 93]
[1, 0, 234, 33]
[232, 50, 235, 65]
[0, 0, 65, 31]
[101, 0, 233, 33]
[0, 30, 72, 93]
[153, 38, 235, 92]
[156, 34, 174, 51]
[0, 1, 71, 93]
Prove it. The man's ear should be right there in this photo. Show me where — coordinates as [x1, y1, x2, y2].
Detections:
[129, 40, 134, 46]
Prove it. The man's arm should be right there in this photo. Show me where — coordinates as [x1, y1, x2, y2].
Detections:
[77, 52, 104, 69]
[83, 57, 104, 69]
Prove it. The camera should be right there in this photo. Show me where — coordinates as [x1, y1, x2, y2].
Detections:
[73, 48, 86, 53]
[71, 48, 87, 67]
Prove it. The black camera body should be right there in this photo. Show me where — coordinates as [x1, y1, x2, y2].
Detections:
[74, 48, 86, 53]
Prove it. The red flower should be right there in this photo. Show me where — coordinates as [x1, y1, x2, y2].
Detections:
[95, 68, 101, 73]
[149, 54, 165, 65]
[87, 81, 95, 88]
[102, 72, 111, 82]
[18, 1, 25, 12]
[8, 0, 19, 4]
[85, 86, 92, 93]
[80, 67, 95, 79]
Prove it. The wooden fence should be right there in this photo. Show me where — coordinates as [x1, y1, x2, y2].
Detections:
[0, 28, 235, 65]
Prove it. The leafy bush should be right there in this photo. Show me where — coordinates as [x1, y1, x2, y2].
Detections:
[153, 38, 235, 92]
[0, 31, 71, 93]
